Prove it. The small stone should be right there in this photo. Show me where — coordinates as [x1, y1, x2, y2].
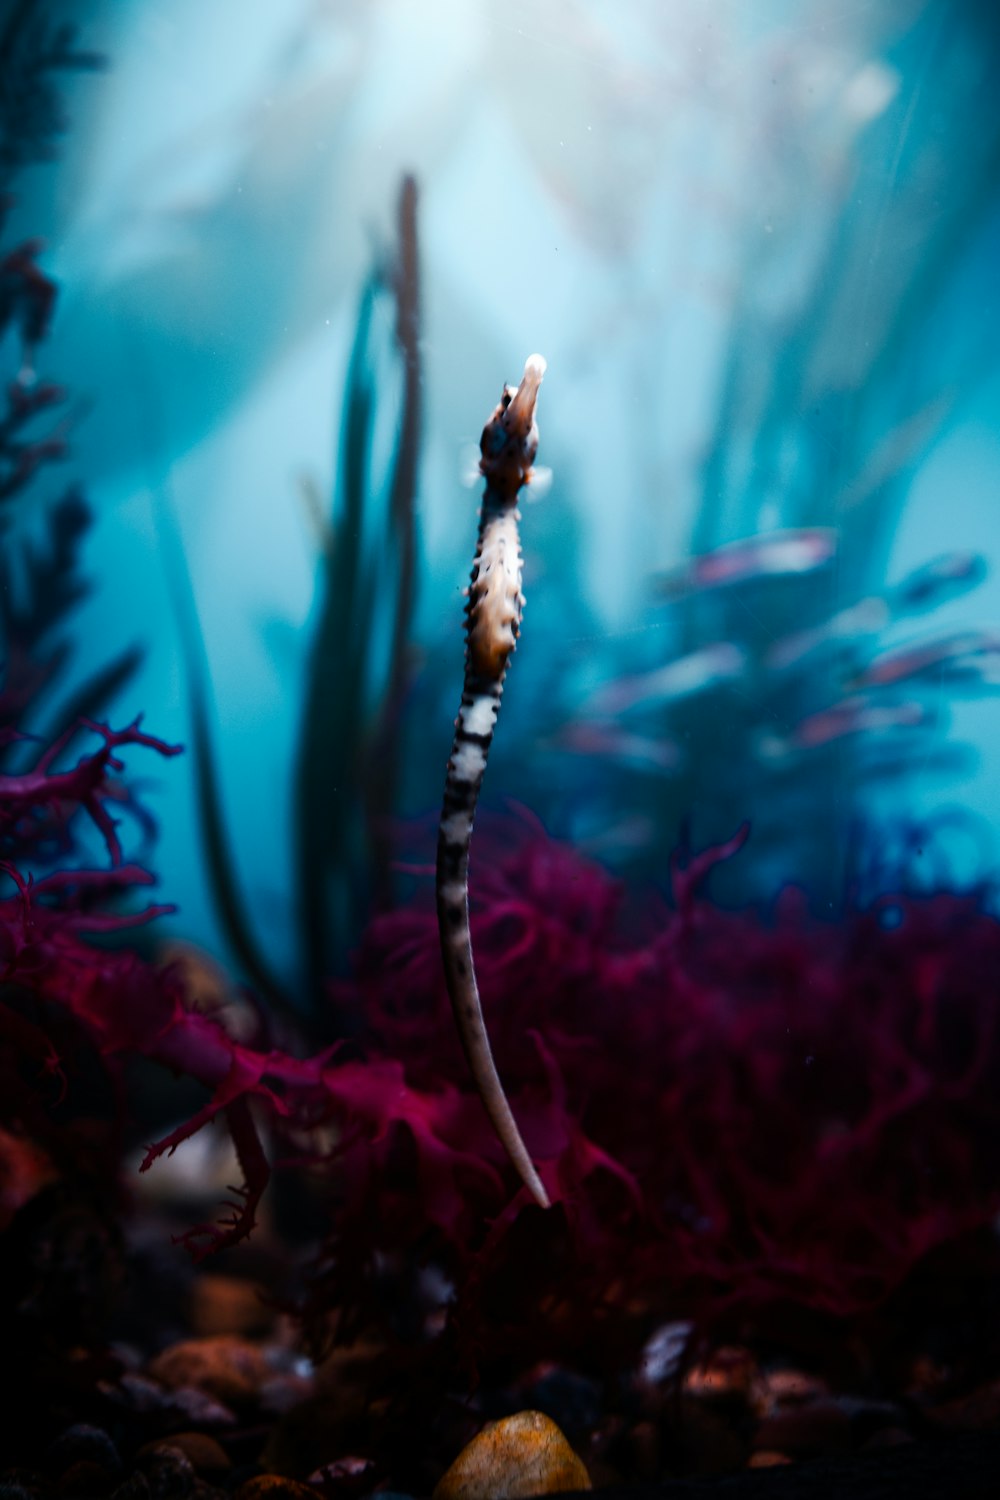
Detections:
[136, 1446, 195, 1500]
[169, 1386, 237, 1428]
[634, 1322, 691, 1403]
[148, 1336, 271, 1405]
[233, 1479, 318, 1500]
[748, 1451, 793, 1468]
[432, 1411, 591, 1500]
[306, 1457, 375, 1495]
[51, 1426, 122, 1480]
[102, 1372, 172, 1414]
[757, 1368, 829, 1412]
[111, 1477, 151, 1500]
[683, 1346, 758, 1410]
[141, 1437, 230, 1479]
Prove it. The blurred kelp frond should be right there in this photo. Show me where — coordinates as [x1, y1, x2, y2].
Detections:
[295, 173, 422, 1005]
[0, 0, 102, 196]
[178, 175, 422, 1013]
[160, 495, 293, 1019]
[540, 531, 996, 904]
[687, 1, 1000, 568]
[512, 1, 1000, 900]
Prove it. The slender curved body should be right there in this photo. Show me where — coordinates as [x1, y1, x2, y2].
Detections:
[436, 355, 550, 1209]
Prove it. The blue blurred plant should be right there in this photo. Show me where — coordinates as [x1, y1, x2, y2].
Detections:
[179, 1, 1000, 1001]
[177, 176, 422, 1016]
[496, 0, 1000, 905]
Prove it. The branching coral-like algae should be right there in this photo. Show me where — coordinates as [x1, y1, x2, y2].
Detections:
[436, 355, 550, 1209]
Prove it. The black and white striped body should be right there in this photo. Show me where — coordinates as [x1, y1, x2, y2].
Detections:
[436, 355, 550, 1210]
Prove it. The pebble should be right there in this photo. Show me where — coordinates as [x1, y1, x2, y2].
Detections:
[306, 1456, 376, 1495]
[136, 1445, 196, 1500]
[101, 1372, 173, 1414]
[683, 1345, 758, 1410]
[51, 1425, 122, 1480]
[233, 1478, 319, 1500]
[634, 1322, 691, 1403]
[139, 1436, 231, 1479]
[757, 1367, 829, 1412]
[112, 1477, 152, 1500]
[148, 1336, 272, 1406]
[170, 1386, 239, 1428]
[432, 1411, 591, 1499]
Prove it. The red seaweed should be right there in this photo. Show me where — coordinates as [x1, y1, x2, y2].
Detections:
[5, 720, 1000, 1375]
[313, 817, 1000, 1367]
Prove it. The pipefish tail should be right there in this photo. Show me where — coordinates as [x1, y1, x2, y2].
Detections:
[436, 354, 550, 1209]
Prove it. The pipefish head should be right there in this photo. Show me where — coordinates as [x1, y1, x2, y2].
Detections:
[479, 353, 546, 495]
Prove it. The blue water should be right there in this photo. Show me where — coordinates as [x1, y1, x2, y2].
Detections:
[9, 0, 1000, 988]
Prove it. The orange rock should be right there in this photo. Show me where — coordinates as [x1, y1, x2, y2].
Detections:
[148, 1335, 272, 1405]
[191, 1274, 274, 1338]
[683, 1346, 759, 1408]
[757, 1368, 829, 1412]
[234, 1478, 318, 1500]
[142, 1432, 231, 1475]
[433, 1411, 591, 1499]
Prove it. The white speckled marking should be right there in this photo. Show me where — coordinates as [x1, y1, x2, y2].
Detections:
[442, 811, 473, 844]
[460, 695, 498, 737]
[451, 740, 487, 781]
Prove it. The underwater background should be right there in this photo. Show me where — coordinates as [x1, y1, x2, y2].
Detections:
[8, 0, 1000, 995]
[5, 1, 1000, 1493]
